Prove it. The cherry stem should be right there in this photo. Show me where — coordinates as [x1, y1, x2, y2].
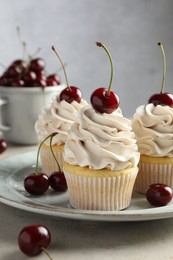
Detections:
[41, 247, 53, 260]
[96, 42, 114, 96]
[49, 133, 61, 172]
[35, 132, 57, 175]
[52, 45, 70, 90]
[158, 42, 166, 94]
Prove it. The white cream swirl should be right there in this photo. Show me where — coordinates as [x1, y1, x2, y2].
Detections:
[132, 103, 173, 157]
[64, 105, 139, 170]
[35, 96, 88, 145]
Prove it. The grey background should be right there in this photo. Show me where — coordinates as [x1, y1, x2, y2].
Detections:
[0, 0, 173, 117]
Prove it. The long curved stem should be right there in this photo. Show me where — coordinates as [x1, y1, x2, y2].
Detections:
[49, 134, 61, 172]
[158, 42, 166, 94]
[96, 42, 114, 96]
[52, 46, 70, 89]
[35, 132, 58, 175]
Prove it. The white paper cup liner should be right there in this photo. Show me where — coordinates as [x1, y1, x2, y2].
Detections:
[134, 162, 173, 194]
[40, 145, 64, 176]
[65, 170, 138, 211]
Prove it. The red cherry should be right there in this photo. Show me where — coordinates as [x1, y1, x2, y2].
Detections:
[146, 183, 173, 207]
[4, 65, 21, 78]
[32, 79, 47, 88]
[30, 58, 45, 72]
[10, 78, 25, 87]
[46, 78, 59, 86]
[47, 73, 61, 84]
[11, 59, 27, 71]
[23, 70, 37, 85]
[59, 86, 82, 103]
[0, 76, 10, 86]
[148, 93, 173, 107]
[0, 139, 7, 153]
[90, 42, 119, 114]
[52, 46, 82, 103]
[90, 87, 119, 114]
[18, 224, 51, 257]
[148, 42, 173, 107]
[24, 173, 49, 195]
[49, 171, 67, 192]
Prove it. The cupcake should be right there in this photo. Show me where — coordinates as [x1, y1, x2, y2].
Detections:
[35, 46, 87, 176]
[35, 95, 87, 176]
[63, 104, 139, 211]
[63, 41, 140, 211]
[132, 42, 173, 194]
[132, 103, 173, 193]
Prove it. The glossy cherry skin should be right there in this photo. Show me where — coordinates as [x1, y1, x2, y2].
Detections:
[0, 139, 7, 154]
[90, 87, 119, 114]
[47, 74, 61, 84]
[10, 78, 25, 87]
[24, 173, 49, 195]
[30, 58, 45, 72]
[49, 171, 67, 192]
[18, 224, 51, 256]
[146, 183, 173, 207]
[59, 86, 82, 103]
[23, 71, 37, 86]
[46, 78, 59, 86]
[148, 92, 173, 107]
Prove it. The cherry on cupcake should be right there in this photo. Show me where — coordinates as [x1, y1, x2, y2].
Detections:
[52, 45, 82, 103]
[148, 42, 173, 107]
[146, 183, 173, 207]
[18, 224, 52, 258]
[24, 133, 57, 195]
[90, 42, 119, 114]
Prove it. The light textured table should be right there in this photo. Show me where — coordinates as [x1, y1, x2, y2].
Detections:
[1, 145, 173, 260]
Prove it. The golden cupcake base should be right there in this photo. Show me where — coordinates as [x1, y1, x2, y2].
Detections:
[64, 163, 138, 211]
[134, 155, 173, 194]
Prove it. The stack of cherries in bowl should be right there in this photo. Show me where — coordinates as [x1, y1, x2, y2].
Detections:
[0, 57, 61, 88]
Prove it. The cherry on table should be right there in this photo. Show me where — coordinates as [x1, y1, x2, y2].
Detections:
[49, 171, 67, 192]
[0, 139, 7, 154]
[18, 224, 51, 257]
[24, 173, 49, 195]
[146, 183, 173, 207]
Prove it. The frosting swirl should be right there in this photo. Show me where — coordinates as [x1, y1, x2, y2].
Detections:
[35, 96, 88, 145]
[132, 103, 173, 157]
[64, 105, 139, 170]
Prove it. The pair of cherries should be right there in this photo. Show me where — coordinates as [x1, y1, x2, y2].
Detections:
[52, 42, 120, 114]
[24, 133, 67, 196]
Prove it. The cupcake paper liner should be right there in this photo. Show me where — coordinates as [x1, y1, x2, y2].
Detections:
[40, 144, 64, 176]
[134, 161, 173, 194]
[65, 169, 138, 211]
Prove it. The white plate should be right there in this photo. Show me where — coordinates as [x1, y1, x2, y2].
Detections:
[0, 151, 173, 222]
